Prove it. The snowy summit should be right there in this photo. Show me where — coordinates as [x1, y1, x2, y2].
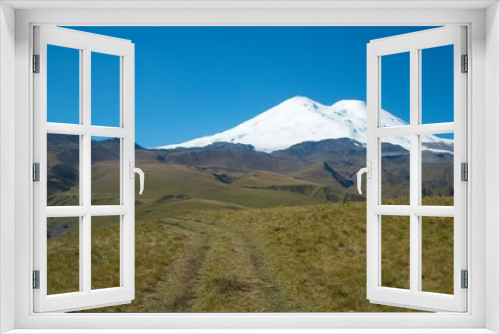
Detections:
[158, 96, 453, 153]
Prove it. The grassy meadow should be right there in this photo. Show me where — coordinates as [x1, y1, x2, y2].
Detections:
[47, 199, 453, 313]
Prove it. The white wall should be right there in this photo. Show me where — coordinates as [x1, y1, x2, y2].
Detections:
[0, 2, 16, 333]
[3, 4, 495, 332]
[486, 2, 500, 332]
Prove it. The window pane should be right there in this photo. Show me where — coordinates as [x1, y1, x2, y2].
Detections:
[92, 216, 121, 290]
[47, 134, 80, 206]
[91, 136, 121, 205]
[91, 52, 120, 127]
[47, 45, 80, 124]
[381, 215, 410, 289]
[381, 52, 410, 126]
[381, 136, 410, 205]
[421, 133, 454, 206]
[47, 217, 80, 295]
[421, 216, 454, 294]
[421, 45, 454, 124]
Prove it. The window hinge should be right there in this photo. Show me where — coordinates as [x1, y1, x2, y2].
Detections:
[461, 54, 468, 73]
[461, 162, 468, 182]
[33, 270, 40, 289]
[461, 270, 468, 289]
[33, 54, 40, 73]
[33, 163, 40, 182]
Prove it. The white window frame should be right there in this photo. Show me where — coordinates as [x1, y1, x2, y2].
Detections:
[33, 26, 136, 313]
[366, 26, 468, 312]
[0, 1, 499, 333]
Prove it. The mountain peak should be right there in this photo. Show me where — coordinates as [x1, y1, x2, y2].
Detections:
[331, 99, 366, 109]
[284, 95, 322, 105]
[158, 97, 450, 153]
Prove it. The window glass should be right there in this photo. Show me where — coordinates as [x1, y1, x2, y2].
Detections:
[91, 137, 121, 205]
[47, 134, 80, 206]
[91, 52, 121, 127]
[47, 217, 80, 295]
[47, 45, 80, 124]
[421, 133, 454, 206]
[92, 216, 121, 290]
[421, 45, 454, 124]
[381, 215, 410, 289]
[381, 136, 410, 205]
[381, 52, 410, 126]
[421, 216, 454, 294]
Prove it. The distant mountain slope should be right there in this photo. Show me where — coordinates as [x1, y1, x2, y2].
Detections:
[159, 96, 453, 153]
[47, 133, 453, 209]
[150, 148, 307, 173]
[47, 92, 457, 208]
[271, 138, 366, 165]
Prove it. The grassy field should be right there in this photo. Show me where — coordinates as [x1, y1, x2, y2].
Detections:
[45, 154, 455, 313]
[46, 199, 454, 313]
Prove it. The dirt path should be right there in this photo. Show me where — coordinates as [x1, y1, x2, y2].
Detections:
[140, 219, 211, 312]
[215, 222, 286, 312]
[143, 218, 285, 312]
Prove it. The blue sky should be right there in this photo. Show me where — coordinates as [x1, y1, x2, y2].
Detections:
[48, 26, 453, 147]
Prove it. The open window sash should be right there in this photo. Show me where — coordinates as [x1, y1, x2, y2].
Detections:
[366, 26, 467, 312]
[33, 26, 136, 313]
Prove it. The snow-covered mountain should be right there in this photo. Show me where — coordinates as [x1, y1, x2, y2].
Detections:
[158, 96, 454, 153]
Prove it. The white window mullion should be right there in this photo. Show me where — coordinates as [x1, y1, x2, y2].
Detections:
[365, 45, 379, 301]
[82, 213, 91, 294]
[90, 126, 129, 138]
[452, 26, 468, 308]
[46, 206, 89, 217]
[45, 206, 129, 217]
[78, 47, 84, 294]
[46, 123, 88, 135]
[409, 47, 420, 294]
[119, 55, 124, 288]
[377, 214, 382, 288]
[413, 123, 455, 135]
[373, 205, 455, 217]
[82, 47, 92, 295]
[372, 124, 455, 138]
[122, 48, 135, 294]
[372, 126, 411, 138]
[412, 206, 455, 217]
[46, 123, 130, 138]
[33, 26, 49, 307]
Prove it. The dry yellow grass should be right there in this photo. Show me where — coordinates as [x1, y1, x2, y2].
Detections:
[45, 199, 453, 313]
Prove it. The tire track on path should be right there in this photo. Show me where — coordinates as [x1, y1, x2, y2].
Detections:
[189, 220, 286, 312]
[143, 217, 287, 312]
[142, 219, 212, 312]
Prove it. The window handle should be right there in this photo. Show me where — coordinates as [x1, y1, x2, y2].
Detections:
[356, 162, 371, 195]
[129, 162, 145, 195]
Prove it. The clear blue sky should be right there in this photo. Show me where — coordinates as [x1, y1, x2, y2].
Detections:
[48, 26, 454, 147]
